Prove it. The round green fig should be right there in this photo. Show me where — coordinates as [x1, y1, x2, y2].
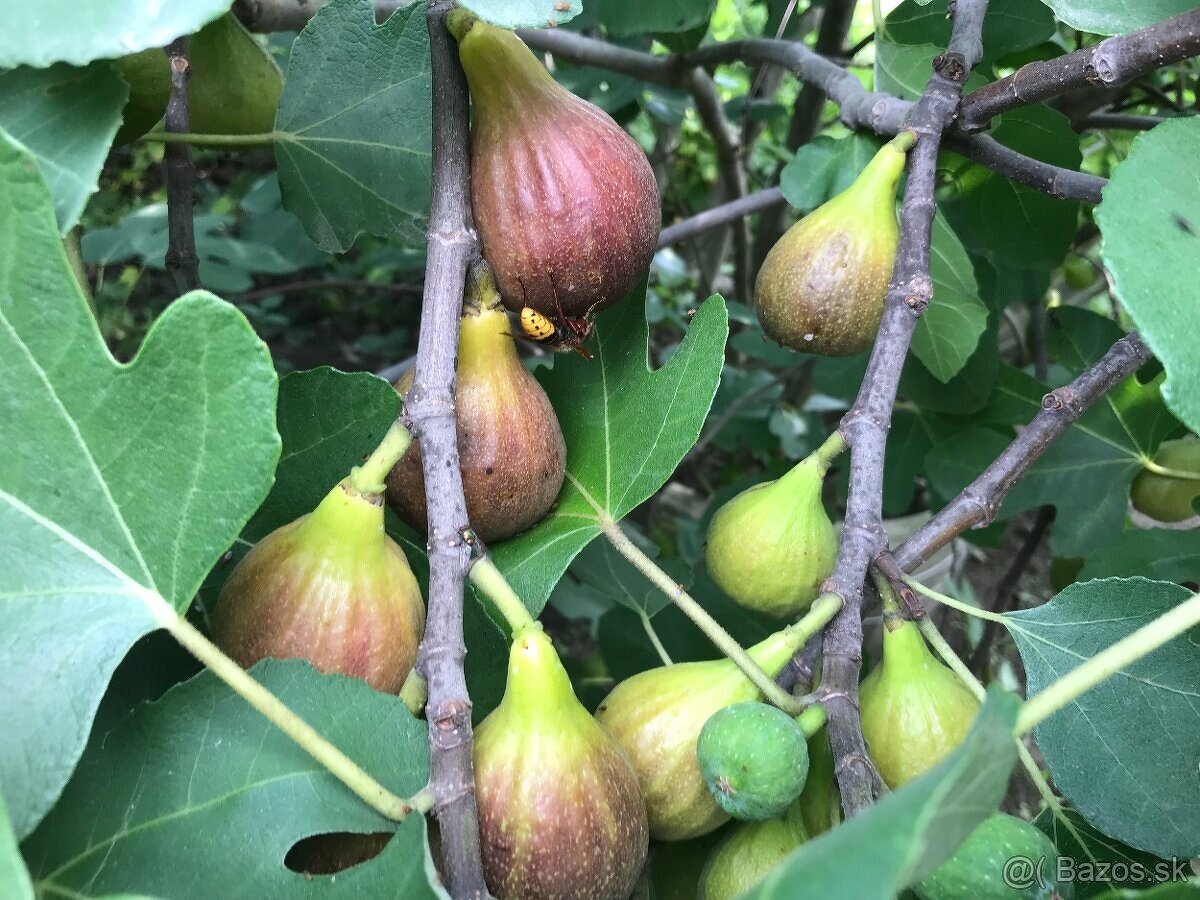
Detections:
[212, 479, 425, 693]
[188, 14, 282, 137]
[705, 454, 838, 618]
[474, 625, 648, 900]
[697, 702, 809, 822]
[698, 806, 807, 900]
[755, 134, 912, 356]
[111, 49, 170, 145]
[916, 813, 1073, 900]
[1130, 437, 1200, 523]
[796, 724, 841, 837]
[859, 619, 980, 788]
[447, 12, 660, 318]
[595, 629, 805, 840]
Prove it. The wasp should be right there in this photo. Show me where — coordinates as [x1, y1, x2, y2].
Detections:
[515, 277, 600, 360]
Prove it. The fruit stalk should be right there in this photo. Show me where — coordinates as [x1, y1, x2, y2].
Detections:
[350, 419, 413, 495]
[469, 556, 537, 635]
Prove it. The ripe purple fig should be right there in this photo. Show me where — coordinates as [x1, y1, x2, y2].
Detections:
[447, 12, 661, 318]
[385, 276, 566, 542]
[474, 626, 649, 900]
[212, 479, 425, 693]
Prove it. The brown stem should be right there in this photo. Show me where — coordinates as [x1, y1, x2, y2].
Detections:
[163, 37, 200, 295]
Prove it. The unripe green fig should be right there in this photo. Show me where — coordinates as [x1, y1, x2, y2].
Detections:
[705, 454, 838, 617]
[698, 806, 807, 900]
[386, 274, 566, 542]
[797, 724, 841, 837]
[111, 49, 170, 145]
[647, 831, 726, 900]
[1130, 438, 1200, 523]
[755, 134, 912, 356]
[859, 619, 980, 788]
[595, 629, 805, 840]
[447, 12, 660, 318]
[474, 625, 648, 900]
[697, 702, 809, 821]
[188, 14, 282, 137]
[213, 479, 425, 693]
[916, 813, 1074, 900]
[1061, 254, 1094, 290]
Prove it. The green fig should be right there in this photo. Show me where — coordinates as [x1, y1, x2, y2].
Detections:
[647, 831, 726, 900]
[859, 619, 980, 788]
[916, 813, 1074, 900]
[1061, 254, 1095, 290]
[796, 723, 841, 837]
[212, 479, 425, 693]
[1130, 437, 1200, 523]
[755, 134, 912, 356]
[188, 14, 282, 136]
[595, 629, 806, 840]
[697, 702, 809, 822]
[705, 454, 838, 618]
[698, 806, 807, 900]
[111, 49, 170, 145]
[447, 12, 660, 319]
[386, 274, 566, 542]
[474, 625, 648, 900]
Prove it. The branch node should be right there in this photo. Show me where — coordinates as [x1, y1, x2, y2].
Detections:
[933, 51, 969, 83]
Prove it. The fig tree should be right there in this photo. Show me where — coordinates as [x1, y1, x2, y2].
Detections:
[1130, 437, 1200, 523]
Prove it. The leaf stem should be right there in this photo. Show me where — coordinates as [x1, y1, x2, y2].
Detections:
[640, 611, 674, 666]
[468, 556, 537, 635]
[1138, 457, 1200, 481]
[349, 419, 413, 496]
[141, 130, 279, 147]
[796, 703, 827, 738]
[903, 575, 1008, 624]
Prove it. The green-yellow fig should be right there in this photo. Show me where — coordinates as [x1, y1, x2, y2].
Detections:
[212, 479, 425, 693]
[595, 628, 806, 840]
[698, 805, 807, 900]
[474, 626, 649, 900]
[188, 14, 282, 136]
[705, 454, 838, 618]
[1130, 437, 1200, 523]
[111, 49, 170, 145]
[859, 619, 980, 788]
[755, 134, 912, 356]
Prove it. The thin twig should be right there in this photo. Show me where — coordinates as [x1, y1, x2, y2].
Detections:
[1080, 112, 1177, 131]
[163, 37, 200, 294]
[659, 188, 784, 248]
[233, 278, 422, 303]
[233, 0, 406, 30]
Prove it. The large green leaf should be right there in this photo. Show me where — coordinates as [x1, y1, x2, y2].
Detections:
[911, 212, 987, 382]
[1008, 578, 1200, 858]
[745, 688, 1021, 899]
[0, 135, 279, 838]
[885, 0, 1055, 64]
[594, 0, 715, 37]
[0, 67, 126, 232]
[0, 795, 33, 900]
[0, 0, 231, 68]
[1079, 530, 1200, 583]
[23, 660, 442, 899]
[275, 0, 432, 253]
[1097, 118, 1200, 436]
[459, 0, 582, 29]
[489, 289, 728, 616]
[1035, 0, 1196, 35]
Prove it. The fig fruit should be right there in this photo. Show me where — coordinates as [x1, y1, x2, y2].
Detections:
[385, 274, 566, 542]
[705, 454, 838, 618]
[916, 813, 1073, 900]
[796, 724, 841, 837]
[111, 49, 170, 145]
[595, 628, 805, 840]
[188, 14, 282, 136]
[755, 134, 912, 356]
[859, 619, 980, 788]
[698, 806, 807, 900]
[447, 12, 661, 318]
[212, 479, 425, 692]
[696, 702, 809, 821]
[1130, 437, 1200, 523]
[473, 625, 648, 900]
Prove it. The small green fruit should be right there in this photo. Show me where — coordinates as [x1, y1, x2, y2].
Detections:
[755, 134, 911, 356]
[595, 629, 804, 840]
[916, 813, 1074, 900]
[1130, 438, 1200, 523]
[212, 480, 425, 693]
[698, 806, 807, 900]
[474, 626, 648, 900]
[111, 49, 170, 145]
[697, 702, 809, 821]
[705, 455, 838, 617]
[859, 619, 980, 788]
[188, 14, 282, 136]
[797, 724, 841, 837]
[1061, 255, 1094, 290]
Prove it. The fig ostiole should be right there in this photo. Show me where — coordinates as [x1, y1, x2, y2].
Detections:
[705, 453, 838, 618]
[698, 804, 808, 900]
[473, 625, 648, 900]
[755, 133, 913, 356]
[386, 270, 566, 543]
[212, 479, 425, 693]
[858, 618, 980, 788]
[1130, 437, 1200, 524]
[447, 11, 661, 320]
[595, 628, 806, 841]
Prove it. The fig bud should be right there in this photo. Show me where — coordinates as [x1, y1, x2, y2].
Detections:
[1130, 437, 1200, 523]
[859, 619, 980, 788]
[595, 629, 804, 840]
[473, 626, 648, 900]
[705, 454, 838, 618]
[386, 274, 566, 543]
[698, 805, 807, 900]
[447, 12, 661, 318]
[755, 134, 911, 356]
[212, 480, 425, 692]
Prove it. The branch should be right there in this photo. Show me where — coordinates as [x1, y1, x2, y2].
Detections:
[1080, 112, 1175, 131]
[233, 278, 421, 303]
[817, 0, 990, 820]
[233, 0, 405, 30]
[163, 37, 200, 294]
[407, 5, 488, 897]
[659, 188, 784, 248]
[958, 8, 1200, 133]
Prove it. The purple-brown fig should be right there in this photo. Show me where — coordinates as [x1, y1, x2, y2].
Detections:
[385, 275, 566, 542]
[212, 479, 425, 693]
[447, 12, 661, 318]
[474, 625, 649, 900]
